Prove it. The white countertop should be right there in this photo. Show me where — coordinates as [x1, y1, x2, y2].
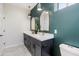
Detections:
[24, 31, 54, 41]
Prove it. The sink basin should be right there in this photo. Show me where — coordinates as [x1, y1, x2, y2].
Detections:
[24, 31, 54, 41]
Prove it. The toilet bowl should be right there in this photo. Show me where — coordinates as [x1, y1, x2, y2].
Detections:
[59, 44, 79, 56]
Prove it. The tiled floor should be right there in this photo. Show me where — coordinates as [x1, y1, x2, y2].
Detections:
[0, 45, 32, 56]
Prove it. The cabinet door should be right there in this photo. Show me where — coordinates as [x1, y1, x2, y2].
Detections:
[31, 43, 35, 56]
[24, 34, 28, 46]
[42, 39, 53, 56]
[41, 50, 50, 56]
[24, 35, 30, 48]
[35, 45, 41, 56]
[27, 38, 31, 51]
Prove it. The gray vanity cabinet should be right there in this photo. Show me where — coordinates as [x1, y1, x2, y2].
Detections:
[24, 33, 53, 56]
[35, 44, 41, 56]
[24, 34, 31, 51]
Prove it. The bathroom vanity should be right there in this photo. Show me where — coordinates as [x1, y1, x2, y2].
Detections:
[24, 32, 54, 56]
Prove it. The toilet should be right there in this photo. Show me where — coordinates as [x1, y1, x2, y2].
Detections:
[59, 44, 79, 56]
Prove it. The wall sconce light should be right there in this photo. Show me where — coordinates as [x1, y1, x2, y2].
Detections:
[27, 5, 31, 19]
[37, 3, 42, 11]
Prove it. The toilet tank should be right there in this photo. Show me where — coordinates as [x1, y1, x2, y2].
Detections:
[59, 44, 79, 56]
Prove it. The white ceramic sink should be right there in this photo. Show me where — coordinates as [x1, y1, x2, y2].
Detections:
[24, 31, 54, 41]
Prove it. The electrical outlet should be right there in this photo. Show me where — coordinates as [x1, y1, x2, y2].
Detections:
[54, 29, 57, 34]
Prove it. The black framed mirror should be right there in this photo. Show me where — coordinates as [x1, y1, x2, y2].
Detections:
[30, 17, 40, 33]
[40, 10, 50, 32]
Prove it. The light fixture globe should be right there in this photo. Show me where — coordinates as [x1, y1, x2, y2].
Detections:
[37, 8, 42, 11]
[37, 3, 42, 11]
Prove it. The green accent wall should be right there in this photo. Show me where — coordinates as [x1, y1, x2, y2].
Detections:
[52, 4, 79, 55]
[31, 3, 79, 56]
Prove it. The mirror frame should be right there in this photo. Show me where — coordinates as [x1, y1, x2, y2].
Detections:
[39, 10, 50, 32]
[30, 17, 40, 31]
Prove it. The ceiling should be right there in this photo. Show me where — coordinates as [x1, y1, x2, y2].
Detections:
[8, 3, 37, 10]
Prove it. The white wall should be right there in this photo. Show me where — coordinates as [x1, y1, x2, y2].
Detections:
[0, 4, 4, 35]
[0, 4, 5, 51]
[2, 4, 30, 48]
